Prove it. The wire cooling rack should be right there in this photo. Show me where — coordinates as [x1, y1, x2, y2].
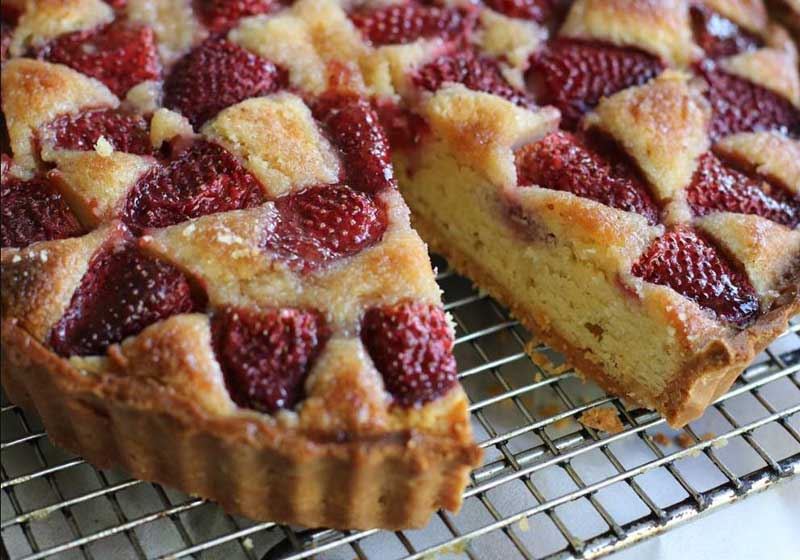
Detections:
[2, 254, 799, 560]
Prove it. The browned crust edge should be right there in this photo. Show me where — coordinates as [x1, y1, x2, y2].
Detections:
[413, 212, 799, 428]
[1, 321, 482, 530]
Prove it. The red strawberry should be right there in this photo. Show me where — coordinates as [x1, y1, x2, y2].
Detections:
[313, 92, 396, 194]
[49, 243, 205, 356]
[690, 5, 762, 59]
[360, 302, 457, 407]
[515, 131, 660, 224]
[263, 184, 387, 272]
[687, 152, 799, 227]
[42, 20, 160, 97]
[47, 108, 152, 155]
[374, 98, 429, 150]
[122, 140, 265, 233]
[484, 0, 555, 22]
[350, 1, 475, 46]
[1, 18, 13, 62]
[163, 36, 288, 128]
[211, 306, 329, 413]
[631, 227, 759, 326]
[697, 62, 800, 141]
[527, 39, 665, 129]
[1, 171, 84, 249]
[414, 50, 536, 109]
[196, 0, 278, 32]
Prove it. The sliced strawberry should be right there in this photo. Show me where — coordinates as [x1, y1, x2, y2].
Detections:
[361, 302, 457, 407]
[414, 50, 536, 109]
[350, 1, 475, 46]
[687, 152, 799, 227]
[698, 62, 800, 141]
[163, 36, 288, 128]
[196, 0, 278, 32]
[1, 18, 13, 62]
[631, 227, 759, 326]
[211, 306, 329, 413]
[515, 131, 660, 224]
[484, 0, 555, 22]
[49, 243, 205, 356]
[1, 171, 84, 249]
[690, 5, 763, 59]
[313, 92, 396, 194]
[527, 39, 665, 129]
[263, 184, 387, 273]
[42, 20, 160, 97]
[374, 98, 429, 151]
[122, 140, 265, 233]
[47, 108, 152, 155]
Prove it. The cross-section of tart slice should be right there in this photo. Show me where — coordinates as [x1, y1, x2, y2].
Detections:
[363, 0, 800, 427]
[0, 1, 481, 530]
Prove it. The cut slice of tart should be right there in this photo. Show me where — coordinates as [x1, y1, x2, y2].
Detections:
[0, 1, 481, 530]
[352, 0, 800, 427]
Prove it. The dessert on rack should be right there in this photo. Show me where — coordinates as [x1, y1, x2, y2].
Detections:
[1, 0, 798, 529]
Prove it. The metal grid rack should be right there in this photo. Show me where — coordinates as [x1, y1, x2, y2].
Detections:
[2, 253, 799, 560]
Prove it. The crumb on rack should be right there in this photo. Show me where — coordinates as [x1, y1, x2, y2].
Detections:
[652, 432, 671, 446]
[675, 432, 694, 449]
[578, 407, 624, 434]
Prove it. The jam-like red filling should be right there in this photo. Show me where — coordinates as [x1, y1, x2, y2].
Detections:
[47, 108, 152, 155]
[1, 170, 84, 249]
[484, 0, 556, 22]
[631, 227, 759, 326]
[163, 36, 288, 128]
[361, 302, 457, 407]
[690, 5, 763, 59]
[687, 152, 799, 228]
[527, 39, 665, 129]
[196, 0, 279, 32]
[698, 62, 800, 141]
[42, 20, 160, 97]
[211, 306, 329, 413]
[515, 131, 660, 224]
[373, 99, 429, 151]
[49, 242, 205, 356]
[415, 50, 536, 109]
[122, 140, 265, 233]
[313, 92, 397, 194]
[350, 1, 475, 46]
[262, 184, 387, 273]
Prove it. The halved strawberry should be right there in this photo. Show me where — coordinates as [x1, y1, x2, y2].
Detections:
[47, 108, 152, 155]
[414, 50, 536, 109]
[211, 306, 329, 413]
[42, 20, 160, 97]
[1, 170, 84, 248]
[515, 131, 660, 224]
[49, 242, 205, 356]
[1, 18, 13, 62]
[163, 36, 287, 128]
[350, 1, 475, 46]
[122, 140, 265, 233]
[361, 302, 457, 407]
[196, 0, 278, 32]
[527, 39, 665, 129]
[631, 227, 759, 326]
[263, 184, 387, 273]
[313, 92, 396, 194]
[690, 5, 763, 59]
[484, 0, 555, 22]
[373, 98, 429, 150]
[687, 152, 799, 227]
[698, 61, 800, 141]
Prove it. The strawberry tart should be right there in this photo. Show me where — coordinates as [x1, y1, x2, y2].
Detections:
[1, 0, 798, 531]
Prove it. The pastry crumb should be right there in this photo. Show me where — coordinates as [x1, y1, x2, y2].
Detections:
[242, 537, 254, 551]
[517, 516, 530, 532]
[700, 432, 716, 441]
[94, 136, 114, 156]
[652, 432, 670, 446]
[579, 407, 624, 434]
[675, 432, 694, 449]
